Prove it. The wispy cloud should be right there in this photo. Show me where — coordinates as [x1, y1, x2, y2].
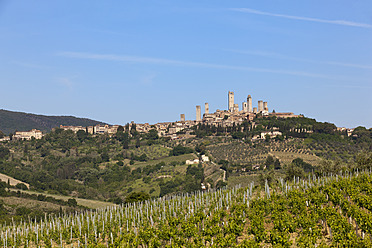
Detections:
[57, 51, 341, 79]
[11, 61, 52, 69]
[140, 73, 157, 86]
[228, 49, 372, 70]
[231, 8, 372, 29]
[57, 76, 75, 91]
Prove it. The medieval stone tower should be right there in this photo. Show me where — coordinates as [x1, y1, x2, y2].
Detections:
[196, 105, 201, 121]
[247, 95, 253, 113]
[228, 91, 234, 112]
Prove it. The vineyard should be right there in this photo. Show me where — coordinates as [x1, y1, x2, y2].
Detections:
[1, 169, 372, 247]
[206, 136, 361, 167]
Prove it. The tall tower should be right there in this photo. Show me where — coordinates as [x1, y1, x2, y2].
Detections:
[247, 95, 253, 113]
[196, 105, 201, 121]
[234, 104, 239, 113]
[180, 114, 185, 122]
[205, 103, 209, 114]
[242, 102, 248, 112]
[253, 107, 257, 114]
[258, 100, 263, 113]
[228, 91, 234, 112]
[263, 102, 268, 111]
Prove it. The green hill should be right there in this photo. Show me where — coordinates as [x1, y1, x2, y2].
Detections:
[0, 109, 107, 134]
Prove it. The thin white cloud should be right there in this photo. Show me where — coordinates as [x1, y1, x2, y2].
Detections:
[140, 73, 157, 86]
[11, 61, 52, 69]
[231, 8, 372, 29]
[57, 51, 340, 79]
[324, 61, 372, 70]
[228, 49, 372, 70]
[57, 76, 75, 91]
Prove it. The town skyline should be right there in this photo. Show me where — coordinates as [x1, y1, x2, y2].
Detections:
[0, 1, 371, 128]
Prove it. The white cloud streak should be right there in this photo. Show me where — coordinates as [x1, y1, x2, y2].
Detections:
[11, 61, 52, 69]
[228, 49, 372, 70]
[57, 51, 340, 79]
[57, 76, 76, 91]
[231, 8, 372, 29]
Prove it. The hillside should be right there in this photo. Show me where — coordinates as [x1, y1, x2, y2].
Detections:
[1, 171, 372, 247]
[0, 115, 371, 245]
[0, 109, 106, 134]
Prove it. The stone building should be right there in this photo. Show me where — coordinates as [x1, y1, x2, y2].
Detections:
[13, 129, 43, 140]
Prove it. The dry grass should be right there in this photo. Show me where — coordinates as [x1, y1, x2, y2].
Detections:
[0, 196, 69, 212]
[270, 151, 322, 166]
[8, 189, 115, 209]
[132, 153, 197, 169]
[0, 173, 29, 188]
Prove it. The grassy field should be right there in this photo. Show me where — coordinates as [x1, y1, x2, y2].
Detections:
[270, 151, 322, 166]
[122, 178, 161, 198]
[0, 196, 73, 212]
[8, 189, 115, 209]
[227, 173, 261, 188]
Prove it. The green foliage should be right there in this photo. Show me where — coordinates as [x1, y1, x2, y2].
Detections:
[215, 180, 227, 189]
[101, 151, 110, 162]
[0, 147, 10, 159]
[285, 163, 305, 181]
[1, 171, 372, 247]
[169, 145, 193, 156]
[292, 158, 313, 172]
[76, 130, 87, 141]
[231, 131, 244, 139]
[67, 198, 77, 207]
[15, 183, 28, 190]
[143, 176, 151, 184]
[125, 192, 150, 204]
[356, 152, 372, 169]
[147, 129, 158, 141]
[265, 155, 275, 170]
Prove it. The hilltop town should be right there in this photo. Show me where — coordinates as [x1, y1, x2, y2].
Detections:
[1, 91, 311, 141]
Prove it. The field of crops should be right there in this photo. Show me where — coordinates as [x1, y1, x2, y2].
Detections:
[1, 169, 372, 247]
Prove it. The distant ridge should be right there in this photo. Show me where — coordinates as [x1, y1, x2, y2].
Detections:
[0, 109, 107, 134]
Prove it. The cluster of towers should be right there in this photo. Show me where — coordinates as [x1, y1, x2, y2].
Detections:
[228, 91, 268, 114]
[190, 91, 269, 122]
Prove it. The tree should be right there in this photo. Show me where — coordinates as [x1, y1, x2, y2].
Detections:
[67, 198, 78, 207]
[120, 132, 129, 149]
[195, 144, 206, 155]
[265, 155, 275, 170]
[232, 132, 244, 139]
[125, 192, 150, 204]
[218, 160, 229, 171]
[292, 158, 313, 172]
[147, 129, 158, 140]
[274, 159, 281, 170]
[76, 130, 87, 141]
[169, 145, 193, 156]
[101, 152, 109, 162]
[285, 163, 305, 181]
[0, 130, 4, 139]
[0, 147, 10, 159]
[356, 152, 372, 169]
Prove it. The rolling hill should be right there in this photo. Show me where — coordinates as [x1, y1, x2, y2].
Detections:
[0, 109, 107, 134]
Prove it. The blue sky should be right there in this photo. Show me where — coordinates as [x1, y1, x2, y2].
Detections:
[0, 1, 371, 128]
